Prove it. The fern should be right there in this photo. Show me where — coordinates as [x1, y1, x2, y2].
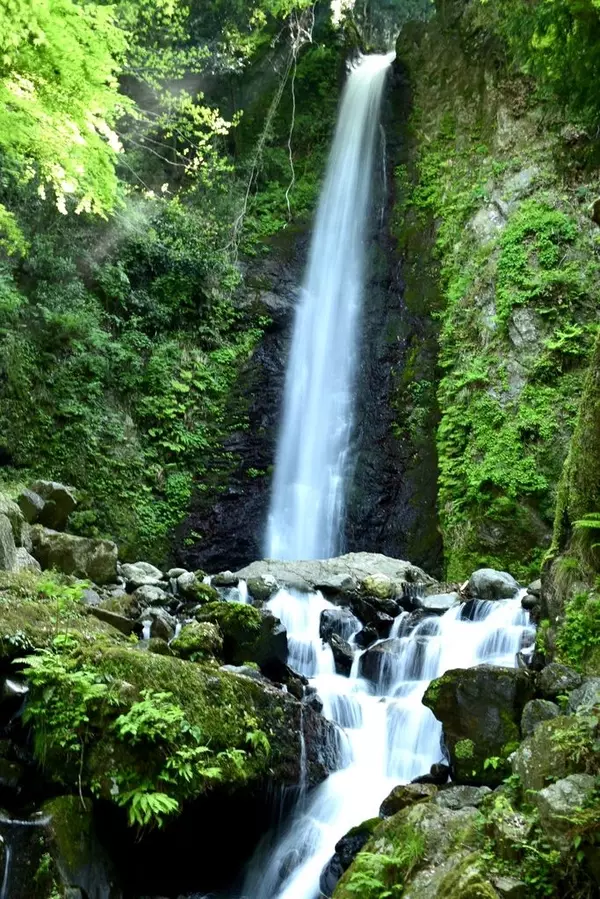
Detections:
[116, 788, 179, 828]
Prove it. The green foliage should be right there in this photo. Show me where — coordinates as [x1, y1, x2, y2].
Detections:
[455, 739, 475, 760]
[489, 0, 600, 126]
[496, 202, 581, 325]
[346, 827, 425, 898]
[19, 642, 111, 760]
[0, 0, 129, 217]
[555, 591, 600, 673]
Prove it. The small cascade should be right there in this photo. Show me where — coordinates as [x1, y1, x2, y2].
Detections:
[235, 591, 532, 899]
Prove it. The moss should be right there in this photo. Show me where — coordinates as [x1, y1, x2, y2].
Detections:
[437, 852, 498, 899]
[455, 739, 475, 761]
[0, 570, 125, 660]
[170, 621, 223, 661]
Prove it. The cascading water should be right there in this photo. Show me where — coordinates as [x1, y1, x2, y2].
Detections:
[265, 52, 395, 561]
[233, 590, 533, 899]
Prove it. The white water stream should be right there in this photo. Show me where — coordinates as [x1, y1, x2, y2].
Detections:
[234, 590, 532, 899]
[265, 53, 395, 561]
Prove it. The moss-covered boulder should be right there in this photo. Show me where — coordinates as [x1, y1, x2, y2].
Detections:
[195, 601, 287, 674]
[512, 712, 600, 791]
[31, 526, 118, 584]
[333, 801, 482, 899]
[0, 570, 125, 661]
[320, 817, 380, 897]
[170, 621, 223, 660]
[379, 782, 438, 818]
[423, 666, 535, 785]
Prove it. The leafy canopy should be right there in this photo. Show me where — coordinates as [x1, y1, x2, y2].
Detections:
[0, 0, 130, 222]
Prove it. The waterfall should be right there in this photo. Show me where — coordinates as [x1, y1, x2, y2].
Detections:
[266, 53, 395, 562]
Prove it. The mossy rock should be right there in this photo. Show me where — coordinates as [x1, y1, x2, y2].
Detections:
[436, 852, 499, 899]
[42, 796, 120, 897]
[0, 570, 125, 660]
[334, 801, 481, 898]
[170, 621, 223, 660]
[195, 601, 287, 672]
[512, 712, 600, 792]
[423, 666, 535, 785]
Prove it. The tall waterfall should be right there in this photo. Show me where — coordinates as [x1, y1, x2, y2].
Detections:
[266, 53, 395, 561]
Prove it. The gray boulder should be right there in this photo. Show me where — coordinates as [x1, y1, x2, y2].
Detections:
[29, 480, 76, 530]
[527, 579, 542, 597]
[0, 494, 29, 547]
[132, 584, 170, 609]
[17, 488, 45, 524]
[211, 570, 239, 587]
[137, 607, 177, 642]
[14, 547, 41, 573]
[537, 663, 582, 699]
[120, 561, 164, 589]
[235, 552, 435, 600]
[0, 515, 17, 571]
[467, 568, 520, 600]
[535, 774, 597, 850]
[31, 526, 118, 583]
[433, 785, 491, 810]
[567, 677, 600, 714]
[521, 699, 560, 737]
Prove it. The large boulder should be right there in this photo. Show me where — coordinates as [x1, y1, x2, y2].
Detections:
[29, 480, 77, 530]
[195, 602, 287, 675]
[534, 774, 597, 850]
[467, 569, 520, 600]
[120, 561, 164, 589]
[536, 663, 582, 699]
[512, 713, 600, 792]
[234, 553, 435, 601]
[320, 608, 360, 642]
[31, 526, 118, 584]
[423, 666, 535, 785]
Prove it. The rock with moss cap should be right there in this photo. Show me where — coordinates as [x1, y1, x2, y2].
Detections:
[334, 800, 483, 898]
[320, 817, 380, 897]
[31, 526, 117, 584]
[171, 621, 223, 660]
[195, 601, 287, 675]
[423, 666, 534, 785]
[512, 712, 600, 791]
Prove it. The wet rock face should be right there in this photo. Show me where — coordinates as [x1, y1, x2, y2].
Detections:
[175, 248, 304, 573]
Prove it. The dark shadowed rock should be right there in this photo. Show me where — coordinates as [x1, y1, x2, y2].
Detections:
[329, 634, 354, 676]
[536, 663, 582, 699]
[379, 782, 437, 817]
[423, 665, 535, 785]
[29, 480, 76, 530]
[521, 699, 560, 737]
